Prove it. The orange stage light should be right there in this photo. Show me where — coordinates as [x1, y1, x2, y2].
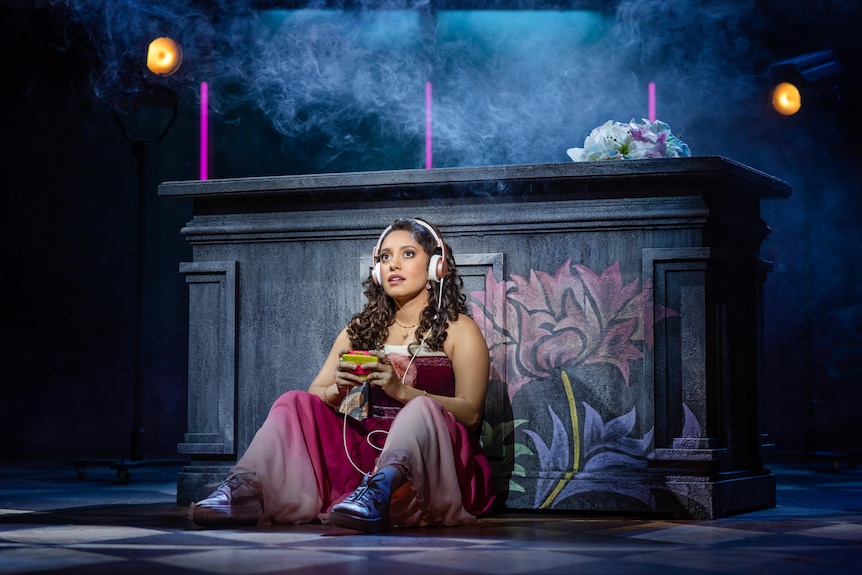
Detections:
[147, 37, 182, 77]
[771, 82, 802, 116]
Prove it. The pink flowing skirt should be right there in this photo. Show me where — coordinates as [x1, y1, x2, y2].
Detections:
[232, 390, 495, 527]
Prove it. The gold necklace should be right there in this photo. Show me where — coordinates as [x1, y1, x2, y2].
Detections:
[393, 318, 417, 340]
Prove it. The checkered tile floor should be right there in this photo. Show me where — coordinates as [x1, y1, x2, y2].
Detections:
[1, 457, 860, 574]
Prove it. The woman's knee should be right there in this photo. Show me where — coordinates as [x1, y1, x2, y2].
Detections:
[391, 396, 443, 429]
[409, 394, 438, 410]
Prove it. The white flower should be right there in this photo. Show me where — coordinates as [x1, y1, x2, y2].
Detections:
[567, 119, 691, 162]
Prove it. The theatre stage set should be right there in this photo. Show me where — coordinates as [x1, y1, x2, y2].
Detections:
[158, 157, 789, 519]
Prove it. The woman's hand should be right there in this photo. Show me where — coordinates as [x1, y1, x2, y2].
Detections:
[334, 348, 370, 389]
[359, 350, 401, 396]
[310, 335, 427, 408]
[350, 349, 422, 404]
[319, 347, 370, 409]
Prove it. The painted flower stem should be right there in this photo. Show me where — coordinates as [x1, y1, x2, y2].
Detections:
[539, 370, 580, 509]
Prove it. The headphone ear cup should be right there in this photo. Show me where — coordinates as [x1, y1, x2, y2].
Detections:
[428, 254, 444, 282]
[372, 262, 382, 285]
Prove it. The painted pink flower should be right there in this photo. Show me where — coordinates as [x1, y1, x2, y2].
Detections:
[471, 260, 677, 400]
[469, 271, 529, 390]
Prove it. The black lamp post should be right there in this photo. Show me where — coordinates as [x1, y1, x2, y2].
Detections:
[114, 83, 179, 466]
[68, 38, 187, 481]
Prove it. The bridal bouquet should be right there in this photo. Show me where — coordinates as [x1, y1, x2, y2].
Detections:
[567, 119, 691, 162]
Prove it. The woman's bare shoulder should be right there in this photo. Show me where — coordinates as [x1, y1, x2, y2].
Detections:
[444, 313, 487, 351]
[447, 312, 481, 331]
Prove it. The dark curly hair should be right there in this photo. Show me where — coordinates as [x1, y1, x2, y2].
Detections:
[346, 218, 468, 352]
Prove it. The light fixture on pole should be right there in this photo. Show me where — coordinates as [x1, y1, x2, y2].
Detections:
[68, 36, 185, 482]
[768, 50, 844, 116]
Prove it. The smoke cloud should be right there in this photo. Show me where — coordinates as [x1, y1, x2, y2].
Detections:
[48, 0, 862, 450]
[50, 0, 791, 167]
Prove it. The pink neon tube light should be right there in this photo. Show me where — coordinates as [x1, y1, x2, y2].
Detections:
[425, 82, 432, 170]
[648, 82, 656, 122]
[200, 82, 209, 180]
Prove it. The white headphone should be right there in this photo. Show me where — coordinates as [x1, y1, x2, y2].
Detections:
[371, 219, 448, 286]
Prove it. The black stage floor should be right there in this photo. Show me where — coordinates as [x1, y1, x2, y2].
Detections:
[1, 455, 860, 574]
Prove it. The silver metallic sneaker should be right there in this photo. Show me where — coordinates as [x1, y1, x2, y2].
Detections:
[188, 472, 263, 527]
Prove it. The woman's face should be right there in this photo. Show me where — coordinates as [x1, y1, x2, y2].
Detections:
[378, 229, 431, 302]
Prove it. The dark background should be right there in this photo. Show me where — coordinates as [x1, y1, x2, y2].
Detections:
[1, 0, 860, 464]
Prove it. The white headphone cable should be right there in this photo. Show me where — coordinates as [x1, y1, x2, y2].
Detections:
[341, 325, 433, 477]
[342, 266, 443, 476]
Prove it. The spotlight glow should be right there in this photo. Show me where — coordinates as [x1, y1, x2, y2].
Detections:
[147, 37, 183, 76]
[771, 82, 802, 115]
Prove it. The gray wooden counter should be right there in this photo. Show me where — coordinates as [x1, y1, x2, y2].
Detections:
[159, 157, 790, 518]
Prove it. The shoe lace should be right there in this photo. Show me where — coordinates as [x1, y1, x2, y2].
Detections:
[348, 473, 384, 503]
